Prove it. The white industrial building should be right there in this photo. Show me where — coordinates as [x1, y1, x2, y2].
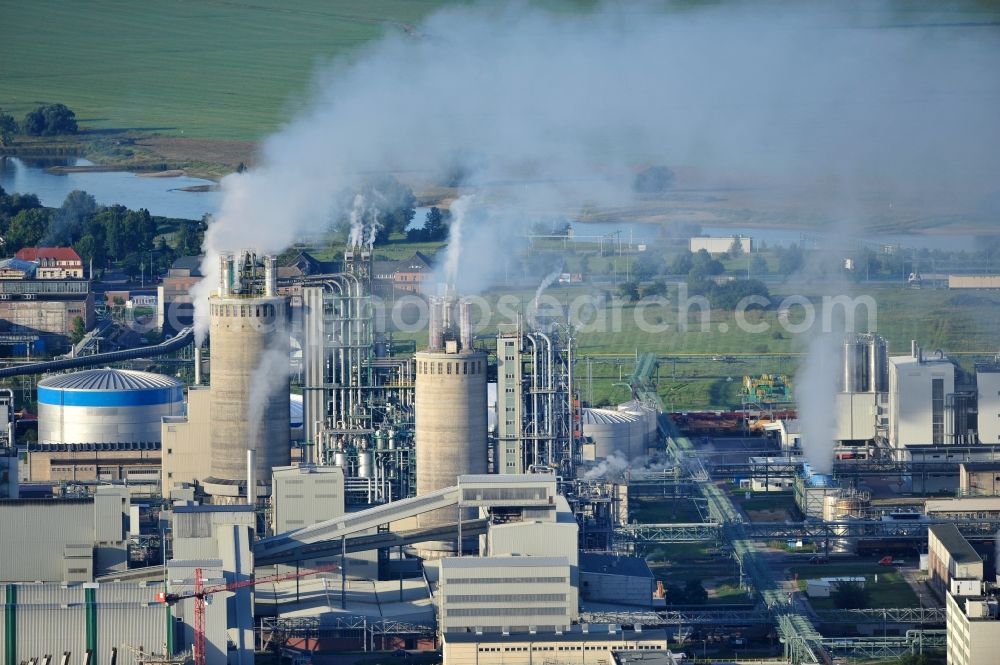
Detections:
[975, 363, 1000, 444]
[438, 556, 576, 634]
[0, 486, 130, 582]
[689, 235, 751, 255]
[928, 524, 1000, 665]
[888, 347, 956, 448]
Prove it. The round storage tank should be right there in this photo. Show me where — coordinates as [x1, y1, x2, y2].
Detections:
[37, 368, 184, 444]
[582, 408, 643, 460]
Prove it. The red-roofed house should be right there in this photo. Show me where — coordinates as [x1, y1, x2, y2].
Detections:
[14, 247, 85, 279]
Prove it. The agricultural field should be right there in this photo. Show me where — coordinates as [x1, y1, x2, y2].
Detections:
[0, 1, 447, 141]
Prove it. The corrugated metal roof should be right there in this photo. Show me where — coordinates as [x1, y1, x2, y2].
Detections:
[581, 408, 639, 425]
[39, 368, 182, 391]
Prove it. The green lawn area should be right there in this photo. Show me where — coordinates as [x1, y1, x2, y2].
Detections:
[791, 563, 920, 609]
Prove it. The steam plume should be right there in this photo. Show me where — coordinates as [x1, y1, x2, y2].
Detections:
[795, 333, 840, 474]
[247, 335, 291, 445]
[584, 451, 629, 481]
[532, 264, 565, 313]
[442, 195, 473, 288]
[192, 3, 1000, 341]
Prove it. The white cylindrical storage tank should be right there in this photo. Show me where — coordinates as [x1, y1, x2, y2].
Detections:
[619, 400, 657, 443]
[581, 408, 642, 460]
[415, 349, 488, 556]
[37, 368, 183, 444]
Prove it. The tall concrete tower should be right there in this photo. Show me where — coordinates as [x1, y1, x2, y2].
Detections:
[415, 296, 487, 556]
[203, 251, 291, 502]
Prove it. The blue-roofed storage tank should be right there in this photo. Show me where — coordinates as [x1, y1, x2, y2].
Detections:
[37, 368, 184, 444]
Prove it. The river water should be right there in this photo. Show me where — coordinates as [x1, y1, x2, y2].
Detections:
[0, 157, 220, 220]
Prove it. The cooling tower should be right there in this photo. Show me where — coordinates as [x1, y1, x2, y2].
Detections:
[203, 251, 291, 502]
[414, 297, 487, 556]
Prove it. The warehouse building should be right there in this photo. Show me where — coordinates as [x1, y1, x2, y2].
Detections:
[0, 582, 167, 665]
[927, 523, 983, 598]
[579, 553, 656, 608]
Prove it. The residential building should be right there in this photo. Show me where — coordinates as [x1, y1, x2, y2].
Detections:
[15, 247, 85, 279]
[373, 251, 434, 295]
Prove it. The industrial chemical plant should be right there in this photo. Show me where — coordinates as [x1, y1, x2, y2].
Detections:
[2, 242, 1000, 665]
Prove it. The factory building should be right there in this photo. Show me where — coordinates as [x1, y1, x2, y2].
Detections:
[157, 255, 202, 334]
[930, 525, 1000, 665]
[888, 343, 958, 448]
[975, 363, 1000, 444]
[959, 462, 1000, 496]
[0, 582, 167, 665]
[161, 385, 212, 490]
[203, 250, 291, 502]
[415, 295, 487, 554]
[271, 464, 344, 533]
[0, 486, 130, 582]
[0, 273, 93, 354]
[578, 553, 656, 608]
[689, 235, 751, 255]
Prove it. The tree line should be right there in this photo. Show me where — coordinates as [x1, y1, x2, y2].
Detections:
[0, 186, 205, 280]
[0, 103, 78, 145]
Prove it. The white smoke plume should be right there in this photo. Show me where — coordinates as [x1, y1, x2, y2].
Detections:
[347, 193, 366, 248]
[247, 336, 291, 446]
[442, 195, 473, 288]
[795, 332, 840, 475]
[191, 3, 1000, 342]
[584, 451, 630, 481]
[532, 264, 565, 313]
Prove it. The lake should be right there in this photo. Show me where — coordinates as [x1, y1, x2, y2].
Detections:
[0, 157, 220, 220]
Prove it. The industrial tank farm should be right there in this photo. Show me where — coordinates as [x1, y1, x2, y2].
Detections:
[37, 368, 183, 444]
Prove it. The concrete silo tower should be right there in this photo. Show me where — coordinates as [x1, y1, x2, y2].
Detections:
[203, 251, 291, 502]
[415, 296, 487, 556]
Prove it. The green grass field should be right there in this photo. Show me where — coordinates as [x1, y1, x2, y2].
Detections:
[0, 1, 448, 141]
